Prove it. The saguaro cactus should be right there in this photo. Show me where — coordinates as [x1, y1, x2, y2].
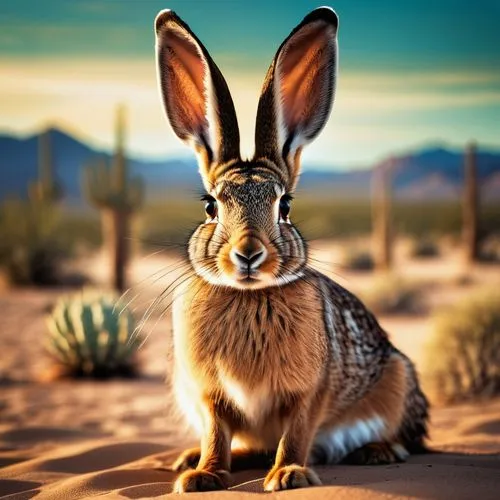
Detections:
[30, 129, 62, 204]
[463, 142, 479, 264]
[83, 106, 144, 292]
[372, 158, 393, 271]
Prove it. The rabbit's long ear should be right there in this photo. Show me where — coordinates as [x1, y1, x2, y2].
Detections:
[254, 7, 338, 188]
[155, 10, 240, 188]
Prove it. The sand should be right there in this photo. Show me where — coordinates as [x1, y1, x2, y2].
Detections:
[1, 382, 499, 499]
[1, 247, 500, 499]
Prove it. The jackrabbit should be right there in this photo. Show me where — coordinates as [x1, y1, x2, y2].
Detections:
[154, 6, 429, 493]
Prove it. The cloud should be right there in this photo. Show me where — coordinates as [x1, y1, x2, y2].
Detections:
[0, 57, 499, 165]
[340, 70, 500, 88]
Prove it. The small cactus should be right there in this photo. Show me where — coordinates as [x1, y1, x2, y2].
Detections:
[82, 105, 144, 291]
[30, 129, 63, 204]
[45, 290, 140, 377]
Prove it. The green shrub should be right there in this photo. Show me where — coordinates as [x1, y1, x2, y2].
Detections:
[362, 276, 423, 315]
[0, 199, 65, 285]
[478, 236, 500, 263]
[343, 248, 375, 271]
[45, 289, 140, 378]
[57, 211, 101, 252]
[426, 289, 500, 403]
[410, 238, 440, 259]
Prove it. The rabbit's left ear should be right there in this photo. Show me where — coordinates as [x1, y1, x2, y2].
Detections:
[255, 7, 338, 188]
[155, 10, 240, 188]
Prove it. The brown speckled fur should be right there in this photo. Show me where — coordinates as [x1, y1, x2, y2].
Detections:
[155, 7, 429, 494]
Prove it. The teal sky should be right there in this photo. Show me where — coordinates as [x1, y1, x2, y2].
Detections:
[1, 0, 499, 167]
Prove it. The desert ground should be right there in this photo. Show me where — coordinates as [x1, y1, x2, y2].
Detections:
[1, 240, 499, 499]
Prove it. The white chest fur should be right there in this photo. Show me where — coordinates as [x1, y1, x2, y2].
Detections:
[219, 371, 273, 424]
[172, 276, 325, 437]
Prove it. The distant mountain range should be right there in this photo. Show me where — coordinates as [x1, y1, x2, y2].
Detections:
[1, 127, 499, 204]
[0, 128, 200, 205]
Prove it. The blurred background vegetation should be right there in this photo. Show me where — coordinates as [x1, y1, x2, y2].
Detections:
[0, 1, 498, 398]
[3, 193, 500, 284]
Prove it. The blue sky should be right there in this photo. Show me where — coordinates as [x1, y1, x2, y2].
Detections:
[1, 0, 499, 167]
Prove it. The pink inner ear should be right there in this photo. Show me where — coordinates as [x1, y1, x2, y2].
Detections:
[278, 22, 332, 135]
[164, 29, 208, 138]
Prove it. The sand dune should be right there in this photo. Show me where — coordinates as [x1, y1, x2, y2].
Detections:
[1, 385, 499, 500]
[1, 253, 500, 499]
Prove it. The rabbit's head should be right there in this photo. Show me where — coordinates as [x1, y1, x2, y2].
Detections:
[155, 8, 338, 289]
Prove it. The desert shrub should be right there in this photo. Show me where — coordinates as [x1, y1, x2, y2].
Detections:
[478, 236, 500, 263]
[454, 273, 474, 287]
[426, 289, 500, 403]
[45, 289, 140, 378]
[361, 276, 423, 315]
[57, 212, 101, 252]
[0, 199, 65, 285]
[410, 238, 440, 259]
[343, 249, 375, 271]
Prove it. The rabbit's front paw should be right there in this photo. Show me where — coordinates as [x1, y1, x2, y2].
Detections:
[171, 447, 201, 472]
[173, 469, 230, 493]
[264, 464, 321, 491]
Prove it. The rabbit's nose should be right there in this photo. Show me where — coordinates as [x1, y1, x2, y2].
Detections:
[230, 245, 267, 271]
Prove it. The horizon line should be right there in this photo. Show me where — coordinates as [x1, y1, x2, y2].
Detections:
[1, 124, 498, 173]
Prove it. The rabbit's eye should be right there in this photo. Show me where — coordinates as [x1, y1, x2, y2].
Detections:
[279, 195, 292, 221]
[202, 195, 218, 220]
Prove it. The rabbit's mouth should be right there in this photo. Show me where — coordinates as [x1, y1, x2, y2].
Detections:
[238, 276, 260, 285]
[218, 255, 279, 290]
[227, 273, 275, 290]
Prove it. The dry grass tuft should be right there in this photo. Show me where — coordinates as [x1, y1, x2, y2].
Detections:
[361, 275, 424, 315]
[425, 288, 500, 403]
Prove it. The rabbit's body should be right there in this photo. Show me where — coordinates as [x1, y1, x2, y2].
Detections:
[172, 269, 427, 465]
[154, 6, 429, 493]
[172, 272, 326, 446]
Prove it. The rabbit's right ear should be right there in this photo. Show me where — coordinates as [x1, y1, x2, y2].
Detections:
[155, 10, 240, 189]
[254, 8, 338, 189]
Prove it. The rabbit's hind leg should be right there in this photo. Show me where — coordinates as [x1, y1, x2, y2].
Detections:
[340, 441, 409, 465]
[395, 352, 430, 454]
[310, 353, 411, 466]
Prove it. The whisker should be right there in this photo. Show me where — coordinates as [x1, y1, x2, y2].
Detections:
[121, 251, 219, 318]
[279, 253, 348, 283]
[131, 267, 195, 345]
[137, 270, 197, 349]
[138, 261, 219, 348]
[151, 262, 217, 332]
[120, 261, 194, 317]
[131, 256, 218, 345]
[281, 269, 324, 298]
